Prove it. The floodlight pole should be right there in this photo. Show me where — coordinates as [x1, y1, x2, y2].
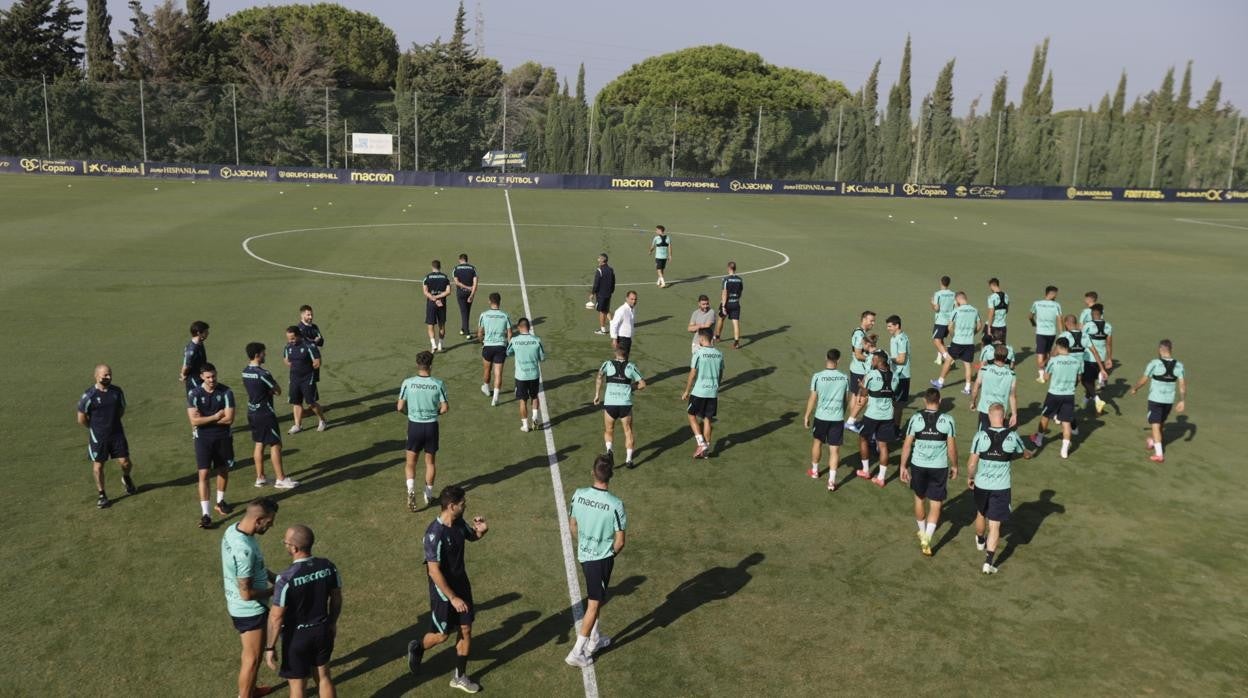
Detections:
[414, 92, 420, 171]
[752, 105, 762, 179]
[324, 87, 330, 168]
[397, 113, 402, 171]
[585, 103, 594, 175]
[502, 89, 508, 175]
[344, 120, 348, 169]
[139, 79, 148, 162]
[833, 104, 844, 181]
[1228, 116, 1243, 189]
[670, 102, 678, 177]
[1149, 122, 1161, 188]
[232, 84, 240, 166]
[1071, 116, 1084, 187]
[992, 111, 1003, 186]
[40, 75, 51, 159]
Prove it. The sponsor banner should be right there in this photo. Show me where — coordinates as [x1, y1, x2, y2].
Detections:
[276, 167, 344, 184]
[726, 179, 778, 193]
[212, 164, 274, 181]
[662, 177, 723, 192]
[778, 180, 841, 195]
[901, 183, 952, 198]
[148, 162, 212, 178]
[351, 133, 394, 155]
[1042, 186, 1248, 203]
[607, 176, 658, 190]
[1171, 188, 1248, 203]
[840, 182, 895, 196]
[84, 160, 145, 177]
[2, 156, 85, 175]
[448, 172, 556, 188]
[481, 150, 529, 169]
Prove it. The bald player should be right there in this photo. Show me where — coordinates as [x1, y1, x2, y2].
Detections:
[77, 364, 138, 509]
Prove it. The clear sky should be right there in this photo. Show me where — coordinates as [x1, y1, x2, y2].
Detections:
[101, 0, 1245, 113]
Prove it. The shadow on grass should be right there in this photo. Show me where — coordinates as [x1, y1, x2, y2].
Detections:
[716, 411, 797, 455]
[634, 314, 672, 330]
[457, 445, 581, 493]
[719, 366, 775, 393]
[604, 554, 763, 654]
[740, 324, 790, 348]
[931, 488, 976, 555]
[1164, 415, 1197, 443]
[996, 489, 1065, 568]
[632, 425, 691, 467]
[278, 440, 407, 500]
[541, 368, 598, 393]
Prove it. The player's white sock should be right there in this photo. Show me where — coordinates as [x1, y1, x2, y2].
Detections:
[1153, 442, 1163, 457]
[814, 462, 821, 470]
[860, 459, 869, 471]
[1061, 440, 1071, 458]
[216, 490, 225, 503]
[695, 435, 706, 446]
[573, 635, 589, 653]
[626, 449, 634, 462]
[916, 519, 925, 532]
[876, 464, 887, 479]
[925, 522, 936, 538]
[588, 620, 601, 643]
[1038, 369, 1044, 379]
[200, 500, 210, 516]
[424, 484, 434, 499]
[604, 441, 613, 454]
[942, 353, 951, 361]
[406, 478, 415, 493]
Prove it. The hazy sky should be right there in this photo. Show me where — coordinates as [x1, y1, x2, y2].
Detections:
[99, 0, 1245, 113]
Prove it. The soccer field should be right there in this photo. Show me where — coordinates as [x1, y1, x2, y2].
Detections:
[1, 175, 1245, 696]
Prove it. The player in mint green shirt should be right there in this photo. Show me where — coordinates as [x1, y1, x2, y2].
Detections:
[899, 388, 958, 556]
[844, 311, 876, 433]
[1029, 285, 1062, 379]
[1081, 303, 1113, 415]
[803, 348, 850, 489]
[683, 332, 725, 458]
[506, 317, 546, 432]
[885, 315, 912, 429]
[398, 351, 450, 510]
[647, 224, 671, 288]
[968, 404, 1031, 574]
[930, 276, 956, 363]
[594, 346, 646, 467]
[1131, 339, 1187, 463]
[476, 292, 513, 406]
[1032, 337, 1083, 459]
[850, 352, 898, 485]
[220, 497, 278, 696]
[566, 455, 627, 668]
[985, 277, 1010, 346]
[971, 344, 1019, 432]
[933, 292, 981, 394]
[1077, 291, 1099, 327]
[977, 341, 1016, 371]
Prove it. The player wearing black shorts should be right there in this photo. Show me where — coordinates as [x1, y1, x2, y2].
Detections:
[593, 347, 647, 468]
[565, 455, 627, 668]
[683, 331, 725, 459]
[242, 343, 298, 490]
[853, 351, 898, 486]
[423, 260, 452, 352]
[408, 486, 489, 694]
[452, 254, 479, 339]
[266, 524, 342, 698]
[283, 327, 327, 434]
[180, 320, 210, 393]
[77, 363, 137, 508]
[296, 305, 324, 383]
[590, 254, 616, 335]
[899, 389, 958, 556]
[648, 225, 671, 288]
[714, 261, 744, 349]
[968, 404, 1032, 574]
[187, 363, 236, 529]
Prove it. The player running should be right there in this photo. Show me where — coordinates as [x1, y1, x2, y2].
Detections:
[932, 292, 981, 394]
[975, 339, 1016, 373]
[1029, 285, 1062, 381]
[968, 404, 1032, 574]
[1058, 314, 1108, 415]
[506, 317, 545, 432]
[1131, 339, 1187, 463]
[422, 260, 452, 352]
[985, 278, 1009, 346]
[77, 363, 138, 508]
[970, 344, 1019, 433]
[648, 225, 671, 288]
[283, 326, 327, 434]
[565, 455, 627, 668]
[398, 351, 450, 511]
[188, 363, 236, 529]
[714, 262, 744, 349]
[1082, 304, 1113, 414]
[477, 293, 513, 407]
[1031, 337, 1083, 459]
[683, 331, 725, 458]
[899, 388, 958, 556]
[453, 254, 479, 340]
[930, 276, 956, 364]
[593, 346, 646, 468]
[804, 349, 849, 489]
[242, 343, 298, 489]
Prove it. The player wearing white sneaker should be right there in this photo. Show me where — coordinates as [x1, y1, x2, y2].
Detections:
[803, 349, 850, 488]
[422, 260, 452, 352]
[648, 225, 671, 288]
[567, 456, 626, 668]
[899, 389, 957, 556]
[242, 343, 298, 491]
[683, 331, 724, 458]
[593, 347, 646, 468]
[1033, 337, 1082, 458]
[968, 404, 1032, 574]
[477, 293, 513, 406]
[1130, 339, 1186, 463]
[852, 351, 898, 486]
[1029, 285, 1062, 380]
[843, 311, 876, 433]
[506, 318, 546, 432]
[398, 351, 449, 512]
[1081, 304, 1113, 415]
[930, 276, 956, 364]
[933, 292, 981, 393]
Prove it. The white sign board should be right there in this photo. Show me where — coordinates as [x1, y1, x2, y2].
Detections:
[351, 133, 394, 155]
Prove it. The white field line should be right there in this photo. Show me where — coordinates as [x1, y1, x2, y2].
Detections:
[503, 190, 600, 698]
[1174, 217, 1248, 232]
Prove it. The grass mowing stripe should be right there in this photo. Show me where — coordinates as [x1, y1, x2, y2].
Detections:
[503, 189, 600, 698]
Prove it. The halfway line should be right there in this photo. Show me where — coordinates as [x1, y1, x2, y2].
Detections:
[503, 189, 600, 698]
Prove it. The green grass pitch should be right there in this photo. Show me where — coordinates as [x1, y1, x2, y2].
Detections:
[1, 175, 1244, 696]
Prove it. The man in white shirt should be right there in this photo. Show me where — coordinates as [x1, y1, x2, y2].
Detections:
[610, 291, 638, 359]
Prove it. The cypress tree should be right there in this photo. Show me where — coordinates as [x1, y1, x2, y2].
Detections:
[921, 59, 969, 182]
[879, 36, 912, 181]
[85, 0, 118, 81]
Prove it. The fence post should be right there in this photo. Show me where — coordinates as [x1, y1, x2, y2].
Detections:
[1229, 116, 1243, 189]
[501, 88, 508, 175]
[992, 111, 1003, 186]
[324, 87, 329, 168]
[139, 79, 148, 162]
[670, 102, 678, 177]
[753, 105, 762, 179]
[232, 84, 240, 166]
[344, 120, 348, 169]
[41, 74, 51, 157]
[585, 103, 594, 175]
[414, 92, 419, 171]
[397, 107, 402, 171]
[1149, 122, 1161, 188]
[1071, 116, 1084, 187]
[833, 104, 844, 181]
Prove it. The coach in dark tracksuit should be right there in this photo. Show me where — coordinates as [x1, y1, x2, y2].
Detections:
[266, 524, 342, 698]
[452, 254, 478, 339]
[590, 253, 616, 336]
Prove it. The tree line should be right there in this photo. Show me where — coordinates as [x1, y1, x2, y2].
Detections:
[0, 0, 1242, 187]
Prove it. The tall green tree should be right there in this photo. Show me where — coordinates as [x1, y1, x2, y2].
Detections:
[1009, 40, 1058, 184]
[85, 0, 118, 81]
[972, 75, 1009, 183]
[920, 59, 969, 182]
[0, 0, 83, 80]
[879, 36, 912, 181]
